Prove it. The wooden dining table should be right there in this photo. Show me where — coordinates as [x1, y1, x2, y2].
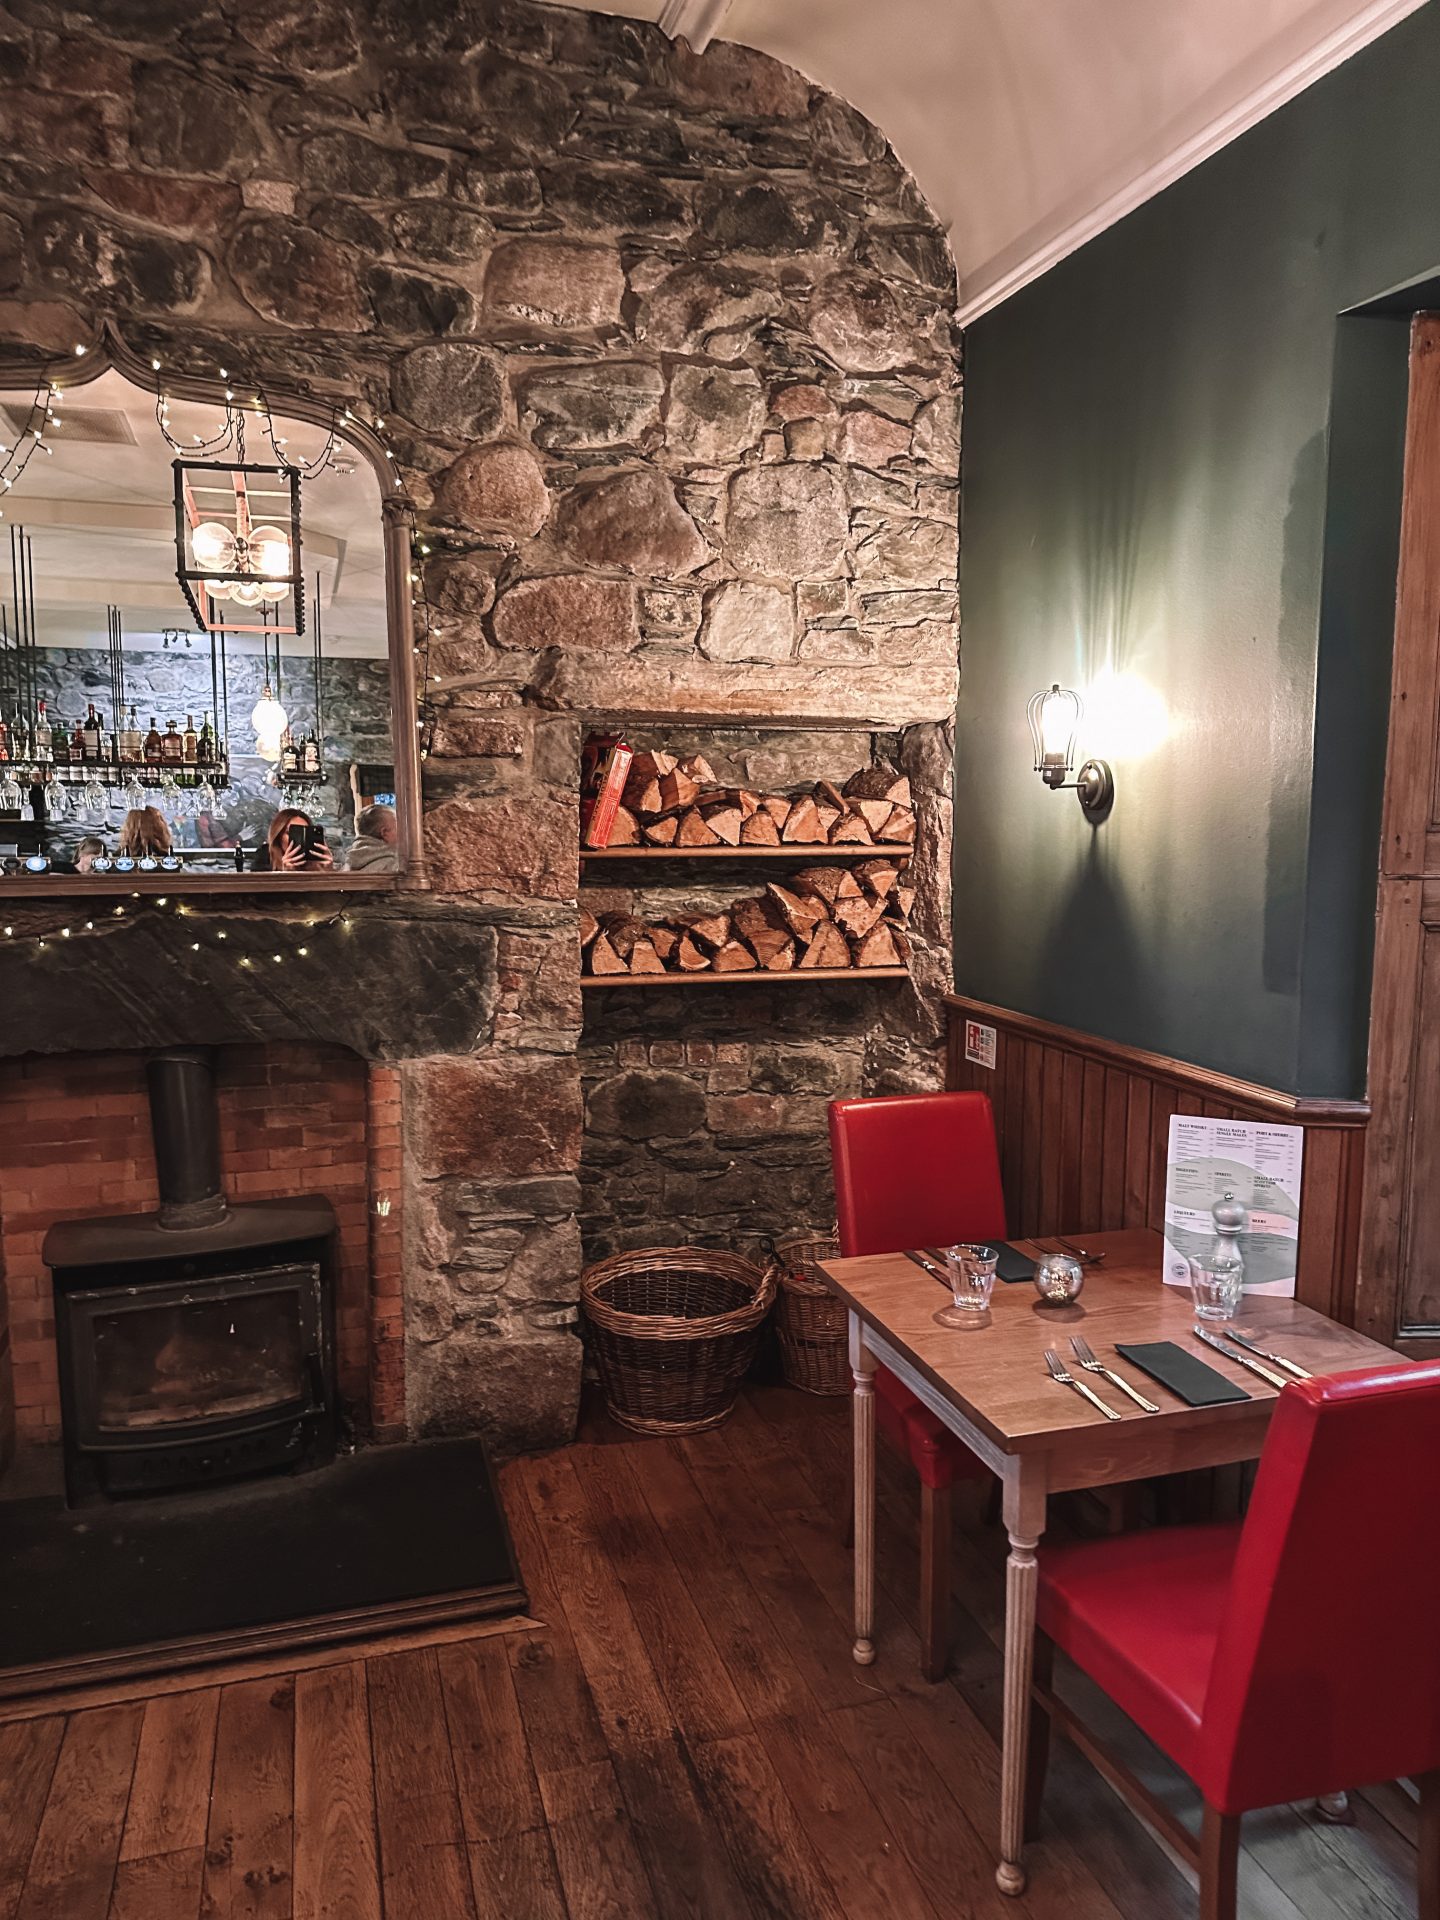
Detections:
[819, 1227, 1400, 1896]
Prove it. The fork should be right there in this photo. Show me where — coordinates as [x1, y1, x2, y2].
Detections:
[1044, 1349, 1122, 1420]
[1069, 1335, 1161, 1413]
[1056, 1236, 1107, 1266]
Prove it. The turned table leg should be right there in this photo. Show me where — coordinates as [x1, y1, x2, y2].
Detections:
[996, 1463, 1047, 1895]
[851, 1312, 877, 1667]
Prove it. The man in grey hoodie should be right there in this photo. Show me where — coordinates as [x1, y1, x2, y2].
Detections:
[346, 803, 398, 872]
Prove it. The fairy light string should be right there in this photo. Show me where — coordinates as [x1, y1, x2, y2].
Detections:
[0, 893, 354, 960]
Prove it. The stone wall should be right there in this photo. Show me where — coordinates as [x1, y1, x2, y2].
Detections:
[0, 0, 959, 1454]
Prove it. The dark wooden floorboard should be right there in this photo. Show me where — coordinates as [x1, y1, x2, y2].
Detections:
[8, 1390, 1420, 1920]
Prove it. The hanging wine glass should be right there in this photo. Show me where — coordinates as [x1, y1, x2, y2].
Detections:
[43, 775, 69, 820]
[122, 771, 145, 812]
[195, 778, 219, 817]
[0, 768, 22, 813]
[82, 776, 108, 824]
[159, 774, 187, 825]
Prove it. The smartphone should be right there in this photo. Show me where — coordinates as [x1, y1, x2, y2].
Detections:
[285, 822, 308, 858]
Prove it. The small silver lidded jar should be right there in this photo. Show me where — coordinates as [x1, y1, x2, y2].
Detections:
[1033, 1250, 1085, 1306]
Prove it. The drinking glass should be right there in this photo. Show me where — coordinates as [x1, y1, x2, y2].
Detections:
[933, 1242, 999, 1328]
[1189, 1257, 1243, 1322]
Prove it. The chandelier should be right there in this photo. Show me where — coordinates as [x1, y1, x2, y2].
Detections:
[173, 459, 304, 637]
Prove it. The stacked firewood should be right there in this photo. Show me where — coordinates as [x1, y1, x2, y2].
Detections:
[582, 859, 915, 977]
[602, 752, 917, 850]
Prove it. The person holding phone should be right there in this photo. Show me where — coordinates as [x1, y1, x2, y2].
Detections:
[253, 807, 333, 873]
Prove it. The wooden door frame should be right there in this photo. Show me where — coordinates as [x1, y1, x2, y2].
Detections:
[1356, 311, 1440, 1352]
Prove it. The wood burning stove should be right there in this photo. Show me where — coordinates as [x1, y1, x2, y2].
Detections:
[43, 1049, 338, 1505]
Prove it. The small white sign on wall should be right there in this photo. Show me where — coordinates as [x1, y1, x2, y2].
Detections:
[964, 1020, 997, 1071]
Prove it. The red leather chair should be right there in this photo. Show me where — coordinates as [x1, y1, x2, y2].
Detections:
[1028, 1361, 1440, 1919]
[829, 1090, 1006, 1680]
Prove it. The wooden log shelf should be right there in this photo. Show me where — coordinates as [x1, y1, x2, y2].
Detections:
[580, 844, 907, 863]
[582, 966, 911, 988]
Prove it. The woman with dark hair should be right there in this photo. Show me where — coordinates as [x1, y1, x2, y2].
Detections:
[253, 807, 334, 873]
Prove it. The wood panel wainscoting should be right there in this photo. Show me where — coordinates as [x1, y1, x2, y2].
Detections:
[945, 997, 1370, 1326]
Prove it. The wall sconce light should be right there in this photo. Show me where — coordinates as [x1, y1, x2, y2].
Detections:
[1026, 684, 1114, 819]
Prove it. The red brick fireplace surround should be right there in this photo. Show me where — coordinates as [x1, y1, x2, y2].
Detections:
[0, 1046, 404, 1458]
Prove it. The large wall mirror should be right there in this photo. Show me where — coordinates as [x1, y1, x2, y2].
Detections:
[0, 338, 417, 892]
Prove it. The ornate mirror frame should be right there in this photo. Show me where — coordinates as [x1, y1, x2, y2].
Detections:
[0, 321, 425, 895]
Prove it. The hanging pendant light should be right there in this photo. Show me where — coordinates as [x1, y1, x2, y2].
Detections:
[251, 680, 288, 760]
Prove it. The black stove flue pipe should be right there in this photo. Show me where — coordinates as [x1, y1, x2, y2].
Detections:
[146, 1047, 228, 1231]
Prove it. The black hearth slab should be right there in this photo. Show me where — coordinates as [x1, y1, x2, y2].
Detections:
[0, 1436, 526, 1696]
[44, 1194, 336, 1268]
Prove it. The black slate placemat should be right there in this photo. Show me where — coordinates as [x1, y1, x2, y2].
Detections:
[1115, 1340, 1250, 1405]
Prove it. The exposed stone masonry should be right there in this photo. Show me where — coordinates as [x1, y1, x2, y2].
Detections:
[0, 0, 960, 1453]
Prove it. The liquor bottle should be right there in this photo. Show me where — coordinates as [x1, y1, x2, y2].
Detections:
[93, 709, 109, 765]
[301, 726, 320, 777]
[144, 716, 163, 765]
[32, 699, 51, 763]
[160, 719, 184, 766]
[196, 712, 216, 767]
[50, 712, 69, 767]
[81, 702, 101, 762]
[11, 709, 28, 762]
[182, 714, 197, 764]
[279, 726, 299, 779]
[121, 706, 142, 764]
[0, 717, 9, 762]
[71, 714, 84, 760]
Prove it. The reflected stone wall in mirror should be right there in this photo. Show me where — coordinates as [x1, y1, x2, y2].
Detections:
[0, 365, 392, 871]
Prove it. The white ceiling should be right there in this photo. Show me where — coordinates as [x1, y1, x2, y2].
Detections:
[0, 369, 387, 657]
[572, 0, 1426, 318]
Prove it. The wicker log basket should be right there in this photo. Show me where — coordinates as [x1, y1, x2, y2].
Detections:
[770, 1233, 849, 1395]
[580, 1246, 776, 1435]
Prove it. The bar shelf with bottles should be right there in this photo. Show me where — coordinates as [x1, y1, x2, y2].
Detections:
[0, 700, 231, 793]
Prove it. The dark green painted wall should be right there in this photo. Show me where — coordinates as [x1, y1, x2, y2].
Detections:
[955, 1, 1440, 1098]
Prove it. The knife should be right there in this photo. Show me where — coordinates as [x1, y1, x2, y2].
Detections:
[1192, 1324, 1288, 1390]
[1224, 1328, 1311, 1380]
[903, 1248, 949, 1288]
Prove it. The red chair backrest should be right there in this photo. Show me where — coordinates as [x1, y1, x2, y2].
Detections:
[829, 1091, 1007, 1258]
[1197, 1359, 1440, 1812]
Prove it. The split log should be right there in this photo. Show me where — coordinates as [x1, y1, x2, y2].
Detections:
[889, 926, 912, 961]
[675, 934, 711, 971]
[877, 805, 916, 845]
[814, 804, 842, 839]
[766, 882, 827, 938]
[816, 779, 849, 813]
[762, 939, 797, 971]
[829, 811, 874, 844]
[601, 915, 651, 959]
[679, 753, 717, 785]
[649, 925, 680, 964]
[712, 787, 760, 817]
[659, 767, 701, 812]
[853, 798, 896, 834]
[676, 808, 721, 847]
[799, 922, 853, 970]
[747, 926, 796, 968]
[588, 933, 627, 975]
[855, 859, 900, 900]
[683, 910, 732, 952]
[740, 809, 781, 845]
[700, 802, 744, 846]
[889, 885, 916, 921]
[630, 750, 678, 779]
[780, 794, 826, 843]
[854, 923, 902, 968]
[623, 771, 665, 815]
[732, 895, 784, 940]
[627, 938, 667, 973]
[607, 805, 641, 846]
[579, 907, 599, 950]
[760, 795, 792, 827]
[791, 866, 861, 907]
[643, 815, 680, 846]
[844, 766, 912, 809]
[834, 893, 886, 942]
[712, 939, 758, 972]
